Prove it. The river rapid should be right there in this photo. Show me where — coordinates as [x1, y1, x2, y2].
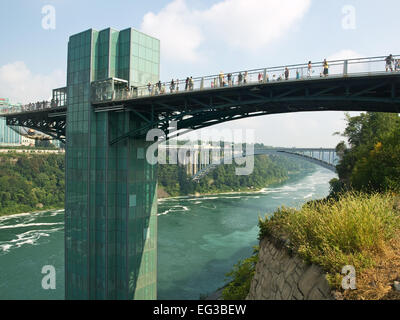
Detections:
[0, 167, 336, 300]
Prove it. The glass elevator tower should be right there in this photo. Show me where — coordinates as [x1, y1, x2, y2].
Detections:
[65, 28, 159, 300]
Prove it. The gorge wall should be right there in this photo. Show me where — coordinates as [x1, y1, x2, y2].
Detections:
[247, 237, 335, 300]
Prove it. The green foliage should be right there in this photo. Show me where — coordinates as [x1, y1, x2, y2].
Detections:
[0, 153, 65, 216]
[35, 140, 56, 149]
[258, 192, 400, 289]
[0, 150, 314, 215]
[222, 246, 259, 300]
[333, 112, 400, 193]
[158, 154, 314, 197]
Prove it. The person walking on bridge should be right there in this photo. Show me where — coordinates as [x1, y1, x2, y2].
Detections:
[189, 77, 194, 91]
[386, 54, 394, 72]
[185, 77, 189, 91]
[258, 72, 263, 83]
[395, 59, 400, 72]
[307, 61, 312, 78]
[323, 59, 329, 77]
[170, 79, 175, 93]
[238, 72, 243, 85]
[219, 71, 224, 87]
[284, 67, 290, 80]
[227, 73, 232, 86]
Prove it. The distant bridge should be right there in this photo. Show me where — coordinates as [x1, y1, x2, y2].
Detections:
[189, 148, 337, 181]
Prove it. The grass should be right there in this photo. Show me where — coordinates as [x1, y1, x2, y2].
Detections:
[258, 192, 400, 299]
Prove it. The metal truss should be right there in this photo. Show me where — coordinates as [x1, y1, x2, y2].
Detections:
[6, 113, 66, 143]
[105, 73, 400, 145]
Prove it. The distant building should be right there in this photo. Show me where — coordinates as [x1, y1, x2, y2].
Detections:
[0, 98, 35, 146]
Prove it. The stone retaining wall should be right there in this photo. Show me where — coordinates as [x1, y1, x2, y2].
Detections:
[247, 237, 334, 300]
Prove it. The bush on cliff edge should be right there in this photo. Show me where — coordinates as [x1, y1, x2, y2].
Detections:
[221, 246, 259, 300]
[259, 192, 400, 299]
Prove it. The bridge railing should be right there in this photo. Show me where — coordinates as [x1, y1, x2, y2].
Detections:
[0, 100, 63, 116]
[90, 55, 400, 104]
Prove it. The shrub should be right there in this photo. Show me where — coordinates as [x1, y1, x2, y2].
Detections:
[258, 192, 400, 289]
[222, 246, 259, 300]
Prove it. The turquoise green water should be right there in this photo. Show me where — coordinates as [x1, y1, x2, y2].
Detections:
[0, 167, 336, 300]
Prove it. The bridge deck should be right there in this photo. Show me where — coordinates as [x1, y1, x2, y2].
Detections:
[93, 72, 400, 108]
[1, 55, 400, 143]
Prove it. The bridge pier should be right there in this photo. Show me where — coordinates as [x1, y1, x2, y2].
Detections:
[65, 28, 159, 300]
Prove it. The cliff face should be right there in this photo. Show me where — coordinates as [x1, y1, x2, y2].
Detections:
[247, 237, 334, 300]
[157, 185, 171, 198]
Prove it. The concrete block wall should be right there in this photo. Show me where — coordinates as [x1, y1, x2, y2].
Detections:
[247, 237, 334, 300]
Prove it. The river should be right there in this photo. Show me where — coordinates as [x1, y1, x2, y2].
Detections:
[0, 167, 336, 300]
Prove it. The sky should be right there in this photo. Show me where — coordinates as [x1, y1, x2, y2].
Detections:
[0, 0, 399, 147]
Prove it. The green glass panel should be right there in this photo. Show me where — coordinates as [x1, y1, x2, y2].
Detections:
[66, 28, 158, 300]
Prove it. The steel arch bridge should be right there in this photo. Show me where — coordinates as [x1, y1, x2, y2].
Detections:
[2, 56, 400, 144]
[191, 148, 338, 181]
[105, 73, 400, 145]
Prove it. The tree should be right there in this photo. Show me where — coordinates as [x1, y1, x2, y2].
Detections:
[332, 112, 400, 193]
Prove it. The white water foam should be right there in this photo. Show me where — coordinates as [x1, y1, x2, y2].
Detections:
[0, 222, 63, 230]
[157, 205, 190, 217]
[49, 210, 64, 216]
[0, 244, 12, 253]
[0, 212, 32, 222]
[0, 226, 63, 255]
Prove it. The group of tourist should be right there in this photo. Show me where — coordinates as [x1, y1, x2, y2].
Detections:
[215, 59, 330, 86]
[147, 80, 167, 95]
[143, 58, 334, 97]
[210, 71, 249, 88]
[19, 98, 65, 112]
[146, 77, 196, 95]
[304, 59, 329, 78]
[2, 98, 65, 114]
[147, 77, 196, 95]
[146, 71, 251, 96]
[22, 100, 52, 112]
[141, 55, 400, 98]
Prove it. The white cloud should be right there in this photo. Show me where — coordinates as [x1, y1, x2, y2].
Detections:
[201, 0, 311, 49]
[141, 0, 204, 63]
[141, 0, 312, 63]
[0, 61, 65, 104]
